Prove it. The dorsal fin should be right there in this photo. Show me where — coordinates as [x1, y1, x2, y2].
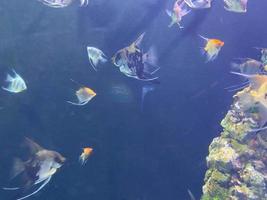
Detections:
[133, 32, 145, 48]
[24, 137, 44, 154]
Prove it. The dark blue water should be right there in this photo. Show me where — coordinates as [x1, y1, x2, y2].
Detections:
[0, 0, 266, 199]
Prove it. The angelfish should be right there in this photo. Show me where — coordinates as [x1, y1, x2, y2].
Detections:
[38, 0, 89, 8]
[223, 0, 248, 13]
[2, 69, 27, 93]
[87, 47, 107, 71]
[112, 33, 160, 81]
[199, 35, 224, 62]
[166, 0, 191, 28]
[3, 138, 66, 200]
[79, 147, 93, 165]
[67, 86, 96, 106]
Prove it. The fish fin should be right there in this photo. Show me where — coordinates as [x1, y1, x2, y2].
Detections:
[136, 76, 159, 81]
[187, 189, 196, 200]
[24, 137, 44, 154]
[134, 32, 145, 48]
[3, 187, 20, 190]
[181, 7, 191, 16]
[10, 158, 25, 180]
[143, 46, 158, 67]
[100, 56, 107, 64]
[184, 0, 194, 8]
[250, 126, 267, 132]
[66, 101, 88, 106]
[199, 34, 208, 41]
[168, 20, 176, 28]
[165, 9, 172, 17]
[2, 86, 14, 93]
[89, 58, 97, 71]
[5, 74, 14, 82]
[225, 81, 249, 92]
[16, 176, 51, 200]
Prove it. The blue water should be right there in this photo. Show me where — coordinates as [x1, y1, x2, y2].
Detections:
[0, 0, 266, 199]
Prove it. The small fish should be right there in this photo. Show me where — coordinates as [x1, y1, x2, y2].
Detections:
[38, 0, 88, 8]
[223, 0, 248, 13]
[231, 58, 263, 75]
[79, 147, 93, 165]
[184, 0, 212, 9]
[87, 47, 107, 71]
[67, 86, 96, 106]
[166, 0, 191, 28]
[3, 138, 65, 200]
[199, 35, 224, 62]
[112, 33, 160, 81]
[2, 69, 27, 93]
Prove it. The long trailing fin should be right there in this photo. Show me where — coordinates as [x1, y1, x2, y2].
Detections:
[3, 187, 20, 190]
[16, 176, 51, 200]
[89, 58, 97, 71]
[66, 101, 89, 106]
[187, 189, 196, 200]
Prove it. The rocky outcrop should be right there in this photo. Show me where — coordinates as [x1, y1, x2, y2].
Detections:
[201, 88, 267, 200]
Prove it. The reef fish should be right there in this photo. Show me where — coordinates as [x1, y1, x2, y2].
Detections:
[87, 47, 107, 71]
[79, 147, 93, 165]
[2, 70, 27, 93]
[199, 35, 224, 62]
[184, 0, 212, 9]
[166, 0, 191, 28]
[231, 58, 263, 75]
[112, 33, 160, 81]
[67, 86, 96, 106]
[3, 138, 65, 200]
[223, 0, 248, 13]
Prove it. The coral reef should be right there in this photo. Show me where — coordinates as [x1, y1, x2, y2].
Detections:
[201, 87, 267, 200]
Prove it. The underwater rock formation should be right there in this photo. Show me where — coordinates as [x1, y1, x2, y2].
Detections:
[201, 88, 267, 200]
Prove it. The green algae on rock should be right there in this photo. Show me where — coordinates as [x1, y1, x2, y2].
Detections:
[201, 87, 267, 200]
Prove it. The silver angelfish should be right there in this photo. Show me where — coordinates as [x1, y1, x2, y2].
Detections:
[223, 0, 248, 13]
[3, 138, 66, 200]
[38, 0, 89, 8]
[87, 47, 108, 71]
[2, 70, 27, 93]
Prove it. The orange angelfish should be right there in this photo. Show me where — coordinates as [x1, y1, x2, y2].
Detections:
[67, 86, 96, 106]
[199, 35, 224, 62]
[79, 147, 93, 165]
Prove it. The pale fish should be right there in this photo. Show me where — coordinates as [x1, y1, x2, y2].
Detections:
[67, 86, 96, 106]
[3, 138, 65, 200]
[2, 70, 27, 93]
[231, 58, 263, 75]
[223, 0, 248, 13]
[166, 0, 191, 28]
[87, 47, 107, 71]
[184, 0, 212, 9]
[38, 0, 89, 8]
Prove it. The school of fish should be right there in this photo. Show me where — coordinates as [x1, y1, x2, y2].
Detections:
[0, 0, 259, 199]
